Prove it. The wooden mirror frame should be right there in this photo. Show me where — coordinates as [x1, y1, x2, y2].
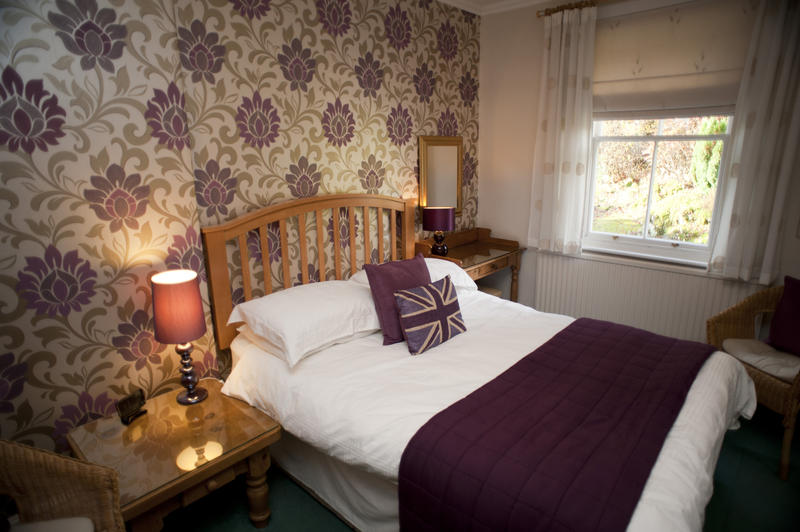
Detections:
[419, 135, 463, 216]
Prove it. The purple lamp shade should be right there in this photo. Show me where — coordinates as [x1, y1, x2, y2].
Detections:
[423, 207, 455, 232]
[151, 270, 207, 345]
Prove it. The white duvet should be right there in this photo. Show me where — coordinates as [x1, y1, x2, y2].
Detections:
[222, 289, 756, 531]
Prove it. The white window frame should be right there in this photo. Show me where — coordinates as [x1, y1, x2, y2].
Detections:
[582, 115, 733, 267]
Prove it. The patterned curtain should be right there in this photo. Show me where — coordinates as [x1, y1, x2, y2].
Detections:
[527, 7, 596, 255]
[709, 0, 800, 284]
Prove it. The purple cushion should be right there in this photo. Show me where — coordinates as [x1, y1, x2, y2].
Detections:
[394, 275, 466, 355]
[364, 253, 431, 345]
[769, 275, 800, 355]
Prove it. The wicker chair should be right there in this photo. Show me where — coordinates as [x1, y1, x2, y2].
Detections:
[0, 439, 125, 532]
[707, 285, 800, 480]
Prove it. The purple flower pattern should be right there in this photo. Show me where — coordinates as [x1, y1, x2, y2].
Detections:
[437, 21, 458, 61]
[194, 159, 237, 218]
[294, 264, 320, 286]
[236, 91, 280, 148]
[437, 108, 458, 136]
[53, 391, 115, 450]
[193, 350, 220, 379]
[83, 164, 149, 232]
[230, 0, 271, 19]
[48, 0, 127, 73]
[358, 154, 385, 194]
[463, 152, 476, 187]
[145, 82, 191, 150]
[285, 156, 322, 198]
[355, 52, 383, 98]
[247, 222, 281, 264]
[316, 0, 351, 37]
[0, 66, 66, 154]
[165, 227, 206, 281]
[322, 98, 355, 147]
[0, 353, 27, 415]
[277, 38, 316, 92]
[459, 72, 477, 106]
[17, 246, 97, 317]
[413, 63, 436, 103]
[178, 20, 226, 84]
[113, 309, 161, 371]
[327, 207, 359, 249]
[387, 103, 412, 146]
[384, 6, 411, 51]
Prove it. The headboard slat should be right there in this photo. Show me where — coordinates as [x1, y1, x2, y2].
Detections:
[377, 207, 384, 264]
[202, 194, 416, 350]
[348, 208, 357, 276]
[259, 226, 271, 295]
[390, 211, 397, 261]
[299, 212, 309, 284]
[333, 207, 342, 279]
[237, 233, 252, 301]
[363, 206, 371, 265]
[279, 218, 290, 289]
[316, 209, 325, 281]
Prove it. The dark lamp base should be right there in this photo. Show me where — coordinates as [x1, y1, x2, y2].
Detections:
[177, 386, 208, 405]
[431, 231, 448, 256]
[175, 342, 207, 405]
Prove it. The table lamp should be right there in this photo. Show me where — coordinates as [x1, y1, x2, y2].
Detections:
[151, 269, 208, 405]
[423, 207, 456, 256]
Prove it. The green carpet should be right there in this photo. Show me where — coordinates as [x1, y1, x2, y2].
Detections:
[163, 408, 800, 531]
[705, 409, 800, 531]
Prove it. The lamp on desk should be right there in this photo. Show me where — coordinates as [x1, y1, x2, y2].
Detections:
[423, 207, 455, 257]
[151, 269, 208, 405]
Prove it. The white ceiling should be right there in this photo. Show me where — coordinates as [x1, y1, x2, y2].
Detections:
[438, 0, 551, 16]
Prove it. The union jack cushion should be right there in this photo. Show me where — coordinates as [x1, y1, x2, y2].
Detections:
[393, 275, 466, 355]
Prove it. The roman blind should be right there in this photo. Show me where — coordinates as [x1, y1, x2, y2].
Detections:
[593, 0, 757, 118]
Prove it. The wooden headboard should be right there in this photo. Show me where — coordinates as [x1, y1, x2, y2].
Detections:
[201, 194, 416, 349]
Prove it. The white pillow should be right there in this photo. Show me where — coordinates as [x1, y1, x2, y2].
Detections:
[228, 281, 380, 367]
[423, 258, 478, 291]
[349, 257, 478, 291]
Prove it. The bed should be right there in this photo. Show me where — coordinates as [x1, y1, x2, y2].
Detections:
[201, 194, 756, 531]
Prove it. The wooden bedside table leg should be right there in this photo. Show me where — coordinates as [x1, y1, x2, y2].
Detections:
[510, 256, 521, 302]
[246, 449, 271, 527]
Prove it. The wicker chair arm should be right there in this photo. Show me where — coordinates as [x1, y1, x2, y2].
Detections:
[706, 285, 784, 349]
[0, 439, 125, 532]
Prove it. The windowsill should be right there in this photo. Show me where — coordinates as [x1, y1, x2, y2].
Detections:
[581, 245, 707, 270]
[534, 247, 736, 281]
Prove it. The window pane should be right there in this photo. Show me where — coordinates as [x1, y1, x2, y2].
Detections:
[661, 116, 729, 136]
[592, 141, 654, 236]
[597, 119, 657, 136]
[648, 140, 722, 243]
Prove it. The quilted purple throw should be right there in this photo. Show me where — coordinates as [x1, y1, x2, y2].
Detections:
[398, 318, 715, 532]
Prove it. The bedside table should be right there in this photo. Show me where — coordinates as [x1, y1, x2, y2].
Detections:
[67, 379, 281, 531]
[416, 227, 525, 301]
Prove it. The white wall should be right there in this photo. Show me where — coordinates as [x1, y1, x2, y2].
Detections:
[478, 4, 800, 310]
[477, 6, 543, 240]
[477, 5, 546, 304]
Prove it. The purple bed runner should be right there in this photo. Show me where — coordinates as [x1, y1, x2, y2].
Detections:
[398, 318, 715, 532]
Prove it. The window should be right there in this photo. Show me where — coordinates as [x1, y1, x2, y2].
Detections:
[583, 116, 731, 266]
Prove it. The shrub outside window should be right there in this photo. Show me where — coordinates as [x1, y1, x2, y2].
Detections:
[583, 116, 731, 266]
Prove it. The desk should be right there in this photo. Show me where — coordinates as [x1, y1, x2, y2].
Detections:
[68, 379, 281, 531]
[416, 228, 525, 302]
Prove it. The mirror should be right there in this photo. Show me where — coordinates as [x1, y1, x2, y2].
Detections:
[419, 136, 463, 215]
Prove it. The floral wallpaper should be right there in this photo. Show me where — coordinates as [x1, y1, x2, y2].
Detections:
[0, 0, 479, 451]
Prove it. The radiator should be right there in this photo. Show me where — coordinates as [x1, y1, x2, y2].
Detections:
[528, 252, 761, 342]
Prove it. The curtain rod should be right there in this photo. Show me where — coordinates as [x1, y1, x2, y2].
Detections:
[537, 1, 597, 18]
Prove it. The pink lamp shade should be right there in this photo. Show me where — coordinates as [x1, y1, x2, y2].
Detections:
[151, 270, 206, 345]
[422, 207, 455, 232]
